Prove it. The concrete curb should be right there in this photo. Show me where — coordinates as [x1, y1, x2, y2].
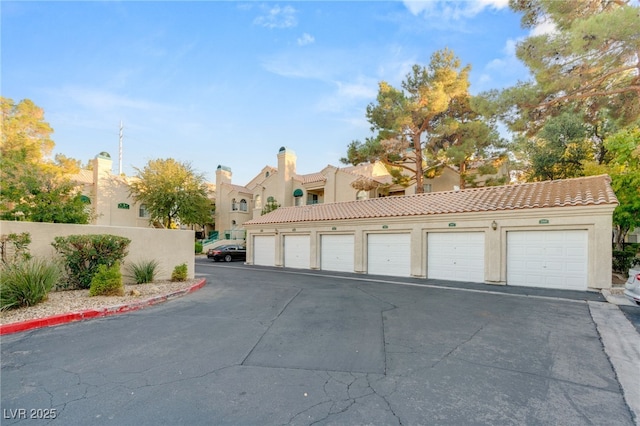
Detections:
[0, 278, 206, 336]
[589, 301, 640, 425]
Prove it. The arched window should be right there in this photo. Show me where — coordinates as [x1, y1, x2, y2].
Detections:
[231, 198, 238, 211]
[139, 204, 149, 218]
[255, 195, 262, 208]
[265, 171, 270, 178]
[356, 190, 368, 201]
[240, 199, 248, 212]
[267, 196, 275, 203]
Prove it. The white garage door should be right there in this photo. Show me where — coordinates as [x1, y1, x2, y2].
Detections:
[428, 232, 485, 283]
[507, 230, 588, 290]
[367, 233, 411, 277]
[284, 235, 310, 269]
[253, 235, 275, 266]
[321, 234, 355, 273]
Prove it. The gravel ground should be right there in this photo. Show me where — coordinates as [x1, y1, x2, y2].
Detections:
[0, 279, 201, 325]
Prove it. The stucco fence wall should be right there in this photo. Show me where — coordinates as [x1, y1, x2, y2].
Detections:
[0, 221, 195, 282]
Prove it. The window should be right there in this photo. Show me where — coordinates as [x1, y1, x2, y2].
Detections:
[139, 204, 149, 218]
[356, 190, 368, 201]
[423, 184, 432, 193]
[255, 195, 262, 208]
[240, 199, 248, 212]
[231, 198, 238, 211]
[265, 171, 270, 178]
[307, 194, 319, 205]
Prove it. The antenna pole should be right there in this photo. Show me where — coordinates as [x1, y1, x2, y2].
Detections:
[119, 121, 123, 175]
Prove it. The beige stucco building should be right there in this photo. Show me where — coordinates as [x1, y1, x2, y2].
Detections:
[214, 147, 471, 238]
[243, 175, 618, 291]
[72, 153, 152, 228]
[72, 152, 215, 235]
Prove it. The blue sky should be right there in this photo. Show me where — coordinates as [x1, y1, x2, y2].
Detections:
[3, 1, 534, 185]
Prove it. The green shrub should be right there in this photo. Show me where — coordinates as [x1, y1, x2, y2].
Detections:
[52, 234, 130, 289]
[195, 241, 203, 254]
[613, 248, 640, 273]
[0, 258, 61, 310]
[171, 263, 188, 282]
[89, 262, 124, 296]
[127, 259, 159, 284]
[0, 232, 32, 264]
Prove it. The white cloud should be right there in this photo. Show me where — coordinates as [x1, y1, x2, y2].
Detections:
[297, 33, 315, 46]
[530, 20, 557, 37]
[261, 54, 330, 80]
[402, 0, 508, 20]
[253, 5, 297, 29]
[315, 78, 378, 114]
[47, 86, 168, 113]
[475, 37, 530, 92]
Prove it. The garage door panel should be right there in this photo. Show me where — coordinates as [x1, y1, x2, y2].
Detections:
[253, 236, 275, 266]
[367, 234, 410, 277]
[507, 230, 587, 290]
[428, 232, 485, 283]
[284, 235, 310, 269]
[321, 235, 354, 273]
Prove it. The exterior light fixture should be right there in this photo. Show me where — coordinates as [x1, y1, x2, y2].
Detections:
[491, 220, 498, 230]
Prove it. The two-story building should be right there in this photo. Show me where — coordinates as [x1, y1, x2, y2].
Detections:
[213, 147, 469, 238]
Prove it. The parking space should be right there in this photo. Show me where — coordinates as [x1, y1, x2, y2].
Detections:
[1, 260, 636, 425]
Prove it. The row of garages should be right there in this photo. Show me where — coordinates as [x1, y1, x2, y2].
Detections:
[251, 229, 588, 290]
[244, 175, 617, 291]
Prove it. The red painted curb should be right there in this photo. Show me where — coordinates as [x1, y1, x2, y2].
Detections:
[0, 278, 207, 336]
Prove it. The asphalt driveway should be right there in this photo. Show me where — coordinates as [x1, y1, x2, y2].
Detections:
[1, 259, 636, 425]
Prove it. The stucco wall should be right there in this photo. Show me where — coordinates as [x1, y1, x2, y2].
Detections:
[0, 221, 194, 281]
[244, 205, 615, 290]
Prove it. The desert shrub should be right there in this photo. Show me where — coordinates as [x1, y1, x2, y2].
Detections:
[0, 258, 61, 310]
[127, 259, 160, 284]
[195, 241, 203, 254]
[0, 232, 32, 264]
[171, 263, 188, 282]
[89, 262, 124, 296]
[613, 246, 640, 273]
[52, 234, 130, 289]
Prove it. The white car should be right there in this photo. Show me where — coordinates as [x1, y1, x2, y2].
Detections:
[623, 268, 640, 305]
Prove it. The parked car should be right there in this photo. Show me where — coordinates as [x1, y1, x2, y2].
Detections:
[207, 245, 246, 262]
[624, 268, 640, 305]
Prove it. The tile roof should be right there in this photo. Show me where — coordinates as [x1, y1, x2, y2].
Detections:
[70, 169, 94, 184]
[294, 172, 327, 184]
[223, 183, 252, 194]
[244, 175, 618, 225]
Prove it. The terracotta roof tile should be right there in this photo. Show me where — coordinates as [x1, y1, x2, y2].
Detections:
[70, 169, 94, 184]
[245, 175, 618, 225]
[222, 183, 252, 194]
[294, 172, 327, 184]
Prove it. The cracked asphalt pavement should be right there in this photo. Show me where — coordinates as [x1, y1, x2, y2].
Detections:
[1, 259, 636, 425]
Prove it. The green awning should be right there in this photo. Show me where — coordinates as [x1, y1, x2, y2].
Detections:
[293, 188, 303, 197]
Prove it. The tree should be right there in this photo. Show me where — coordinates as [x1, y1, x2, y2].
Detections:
[514, 112, 594, 181]
[129, 158, 212, 229]
[341, 49, 503, 191]
[494, 0, 640, 135]
[261, 198, 280, 215]
[0, 97, 90, 223]
[603, 126, 640, 249]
